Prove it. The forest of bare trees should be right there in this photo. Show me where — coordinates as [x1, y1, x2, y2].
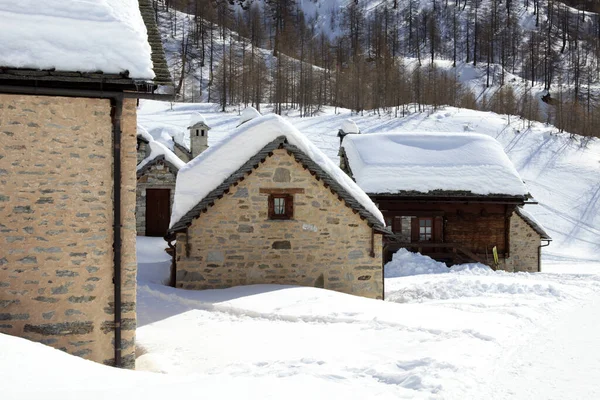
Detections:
[156, 0, 600, 138]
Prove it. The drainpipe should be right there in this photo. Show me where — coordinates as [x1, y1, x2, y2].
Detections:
[110, 94, 124, 367]
[538, 240, 552, 272]
[166, 235, 176, 287]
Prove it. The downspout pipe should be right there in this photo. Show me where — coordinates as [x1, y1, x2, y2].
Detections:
[111, 94, 124, 368]
[538, 239, 552, 272]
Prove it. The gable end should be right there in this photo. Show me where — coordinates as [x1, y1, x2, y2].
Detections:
[137, 155, 181, 179]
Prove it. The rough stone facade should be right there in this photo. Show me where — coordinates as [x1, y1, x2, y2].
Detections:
[174, 149, 384, 299]
[136, 161, 177, 235]
[137, 140, 148, 164]
[503, 211, 541, 272]
[0, 94, 138, 368]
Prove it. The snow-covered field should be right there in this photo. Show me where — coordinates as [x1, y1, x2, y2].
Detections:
[5, 241, 600, 399]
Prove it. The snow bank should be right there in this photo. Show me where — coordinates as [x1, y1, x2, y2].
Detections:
[238, 106, 262, 126]
[0, 0, 154, 78]
[384, 248, 492, 278]
[384, 249, 450, 277]
[341, 119, 359, 134]
[170, 114, 384, 228]
[342, 132, 528, 196]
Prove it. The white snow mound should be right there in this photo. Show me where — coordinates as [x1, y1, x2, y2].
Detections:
[188, 113, 207, 127]
[238, 106, 262, 126]
[342, 132, 528, 196]
[0, 0, 154, 78]
[170, 114, 384, 228]
[384, 248, 492, 278]
[341, 119, 359, 134]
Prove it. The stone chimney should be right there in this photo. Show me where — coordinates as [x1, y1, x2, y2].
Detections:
[188, 114, 210, 158]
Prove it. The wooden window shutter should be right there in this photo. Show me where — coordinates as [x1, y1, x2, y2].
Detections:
[268, 195, 274, 219]
[434, 216, 443, 242]
[411, 217, 419, 242]
[285, 194, 294, 218]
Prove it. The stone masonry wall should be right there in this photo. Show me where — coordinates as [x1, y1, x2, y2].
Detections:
[136, 161, 177, 235]
[137, 141, 148, 164]
[503, 212, 540, 272]
[0, 94, 137, 368]
[175, 149, 384, 299]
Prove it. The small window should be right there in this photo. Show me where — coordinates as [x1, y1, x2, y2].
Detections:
[201, 129, 205, 136]
[196, 129, 200, 136]
[419, 218, 433, 241]
[268, 194, 293, 220]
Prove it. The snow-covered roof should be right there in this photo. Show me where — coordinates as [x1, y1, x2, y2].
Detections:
[169, 114, 385, 232]
[137, 124, 154, 143]
[0, 0, 154, 79]
[188, 113, 208, 128]
[516, 207, 551, 240]
[137, 126, 185, 175]
[237, 107, 262, 127]
[342, 132, 528, 197]
[341, 119, 359, 134]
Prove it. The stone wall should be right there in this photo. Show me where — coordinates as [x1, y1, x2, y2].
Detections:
[136, 161, 177, 235]
[503, 212, 540, 272]
[0, 94, 137, 368]
[137, 140, 148, 164]
[175, 149, 384, 299]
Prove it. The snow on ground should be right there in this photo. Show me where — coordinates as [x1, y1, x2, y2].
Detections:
[139, 101, 600, 260]
[0, 0, 154, 78]
[134, 237, 600, 399]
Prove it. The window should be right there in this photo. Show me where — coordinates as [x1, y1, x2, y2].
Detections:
[201, 129, 205, 136]
[268, 194, 293, 220]
[196, 129, 200, 136]
[419, 218, 433, 241]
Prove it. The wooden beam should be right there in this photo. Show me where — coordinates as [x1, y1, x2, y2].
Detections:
[259, 188, 305, 194]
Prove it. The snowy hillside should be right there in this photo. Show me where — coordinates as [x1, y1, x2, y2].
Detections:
[157, 0, 600, 135]
[139, 100, 600, 261]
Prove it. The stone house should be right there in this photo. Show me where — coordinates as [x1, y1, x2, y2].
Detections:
[166, 115, 389, 299]
[339, 130, 551, 272]
[136, 128, 185, 237]
[0, 0, 171, 368]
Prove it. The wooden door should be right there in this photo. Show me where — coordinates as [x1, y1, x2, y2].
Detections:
[145, 189, 171, 237]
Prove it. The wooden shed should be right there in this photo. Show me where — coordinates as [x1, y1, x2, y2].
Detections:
[340, 131, 550, 271]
